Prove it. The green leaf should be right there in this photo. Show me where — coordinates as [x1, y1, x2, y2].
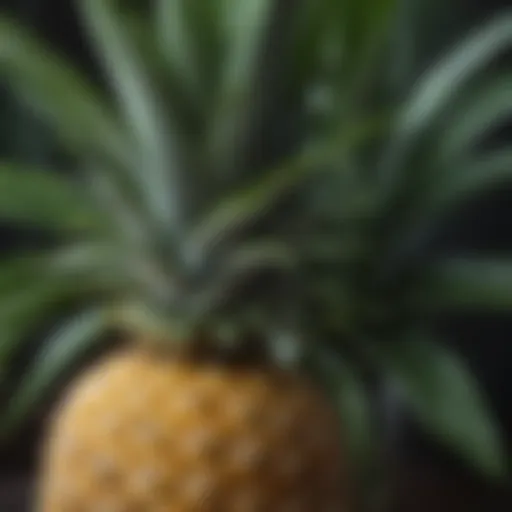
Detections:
[157, 0, 224, 103]
[389, 150, 512, 259]
[372, 334, 506, 479]
[381, 12, 512, 190]
[155, 0, 202, 101]
[191, 115, 387, 262]
[0, 254, 45, 295]
[79, 0, 184, 236]
[0, 16, 131, 168]
[191, 240, 297, 318]
[0, 165, 105, 232]
[400, 13, 512, 137]
[340, 0, 400, 109]
[0, 243, 124, 371]
[84, 165, 153, 251]
[308, 345, 374, 472]
[426, 150, 512, 216]
[439, 74, 512, 160]
[207, 0, 275, 171]
[0, 281, 64, 370]
[416, 258, 512, 312]
[1, 308, 106, 439]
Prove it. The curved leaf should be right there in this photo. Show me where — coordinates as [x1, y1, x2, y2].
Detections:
[155, 0, 202, 101]
[425, 150, 512, 216]
[0, 308, 107, 439]
[189, 239, 297, 321]
[400, 12, 512, 137]
[190, 116, 387, 262]
[416, 258, 512, 312]
[79, 0, 184, 236]
[0, 281, 67, 370]
[207, 0, 276, 172]
[390, 150, 512, 259]
[307, 345, 375, 473]
[381, 12, 512, 190]
[0, 254, 45, 295]
[0, 243, 122, 371]
[439, 74, 512, 160]
[371, 333, 506, 479]
[0, 16, 131, 168]
[0, 165, 106, 232]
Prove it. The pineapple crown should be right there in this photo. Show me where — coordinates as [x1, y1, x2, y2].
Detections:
[0, 1, 353, 351]
[1, 0, 512, 481]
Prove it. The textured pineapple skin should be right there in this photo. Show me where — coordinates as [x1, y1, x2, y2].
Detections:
[38, 346, 346, 511]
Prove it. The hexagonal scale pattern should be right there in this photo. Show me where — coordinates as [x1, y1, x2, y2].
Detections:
[38, 347, 347, 511]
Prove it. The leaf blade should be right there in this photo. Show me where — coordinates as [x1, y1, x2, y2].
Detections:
[438, 74, 512, 160]
[207, 0, 275, 172]
[0, 165, 105, 232]
[372, 334, 506, 479]
[0, 16, 131, 168]
[416, 258, 512, 312]
[79, 0, 184, 236]
[1, 308, 107, 439]
[380, 12, 512, 191]
[190, 115, 387, 262]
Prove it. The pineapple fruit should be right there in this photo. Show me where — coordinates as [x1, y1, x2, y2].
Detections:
[41, 347, 344, 511]
[1, 1, 511, 511]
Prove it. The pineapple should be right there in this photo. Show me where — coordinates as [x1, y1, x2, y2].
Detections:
[0, 1, 354, 511]
[0, 1, 511, 511]
[40, 347, 344, 511]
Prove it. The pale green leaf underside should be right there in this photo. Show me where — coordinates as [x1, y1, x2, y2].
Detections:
[399, 13, 512, 138]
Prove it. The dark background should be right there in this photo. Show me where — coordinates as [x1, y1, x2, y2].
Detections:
[0, 0, 511, 510]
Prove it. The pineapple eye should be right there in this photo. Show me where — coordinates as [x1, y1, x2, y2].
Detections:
[181, 470, 217, 506]
[91, 454, 120, 483]
[229, 437, 267, 472]
[180, 427, 217, 459]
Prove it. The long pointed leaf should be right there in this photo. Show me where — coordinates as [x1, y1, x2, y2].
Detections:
[425, 150, 512, 217]
[0, 243, 126, 370]
[390, 150, 512, 259]
[416, 258, 512, 312]
[0, 17, 131, 168]
[207, 0, 275, 172]
[0, 281, 69, 370]
[190, 115, 387, 262]
[380, 12, 512, 190]
[310, 346, 375, 471]
[372, 333, 506, 479]
[0, 165, 105, 232]
[155, 0, 202, 101]
[79, 0, 184, 236]
[439, 74, 512, 160]
[399, 13, 512, 137]
[1, 308, 107, 439]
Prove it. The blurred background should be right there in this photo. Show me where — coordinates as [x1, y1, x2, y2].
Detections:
[0, 0, 511, 511]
